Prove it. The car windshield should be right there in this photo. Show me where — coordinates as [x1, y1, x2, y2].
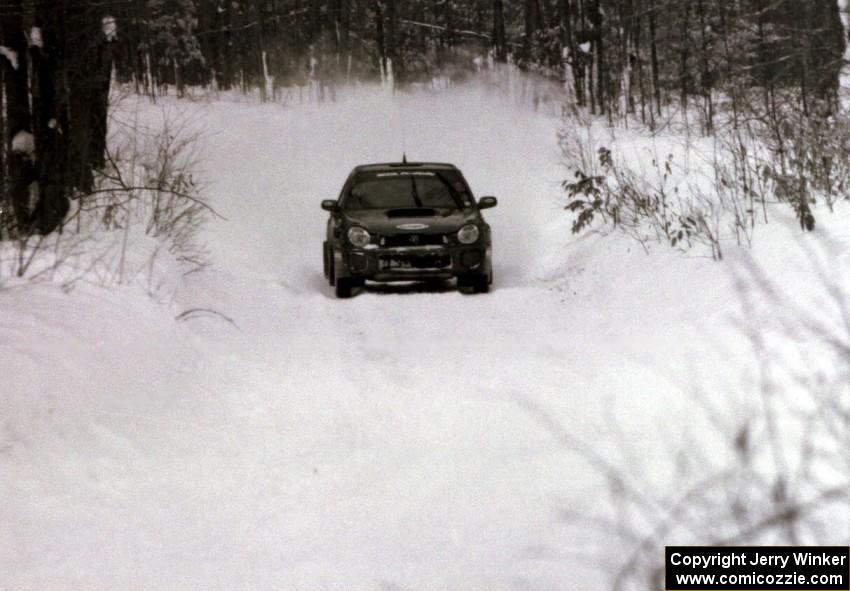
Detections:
[345, 171, 469, 210]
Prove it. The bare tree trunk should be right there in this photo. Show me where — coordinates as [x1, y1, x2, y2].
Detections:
[386, 0, 398, 75]
[444, 0, 456, 49]
[619, 0, 634, 117]
[0, 71, 5, 232]
[1, 0, 34, 232]
[634, 0, 648, 125]
[648, 0, 661, 117]
[253, 0, 268, 101]
[374, 1, 387, 73]
[799, 0, 810, 116]
[590, 0, 605, 114]
[223, 0, 237, 91]
[30, 0, 70, 234]
[809, 0, 845, 110]
[65, 2, 112, 193]
[340, 0, 351, 53]
[493, 0, 507, 62]
[716, 0, 740, 129]
[90, 17, 115, 170]
[560, 0, 581, 103]
[697, 0, 713, 134]
[679, 1, 690, 124]
[310, 0, 322, 41]
[525, 0, 542, 58]
[141, 0, 156, 98]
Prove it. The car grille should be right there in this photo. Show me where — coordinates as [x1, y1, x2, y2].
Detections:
[381, 234, 446, 248]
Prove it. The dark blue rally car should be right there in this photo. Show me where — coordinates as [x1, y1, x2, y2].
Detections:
[322, 162, 496, 298]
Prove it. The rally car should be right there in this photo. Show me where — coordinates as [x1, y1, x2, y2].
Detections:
[322, 162, 497, 298]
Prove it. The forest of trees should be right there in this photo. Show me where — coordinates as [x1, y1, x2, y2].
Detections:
[1, 0, 847, 238]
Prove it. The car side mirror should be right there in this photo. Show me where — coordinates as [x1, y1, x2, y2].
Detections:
[478, 196, 497, 209]
[321, 200, 340, 213]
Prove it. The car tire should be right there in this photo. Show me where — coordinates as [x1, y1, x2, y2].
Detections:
[327, 246, 336, 286]
[458, 273, 489, 294]
[335, 277, 353, 299]
[472, 274, 490, 294]
[323, 243, 330, 282]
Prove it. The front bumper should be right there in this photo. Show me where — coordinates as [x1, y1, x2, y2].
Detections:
[338, 244, 489, 282]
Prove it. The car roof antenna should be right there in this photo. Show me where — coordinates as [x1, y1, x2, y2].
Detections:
[402, 153, 408, 164]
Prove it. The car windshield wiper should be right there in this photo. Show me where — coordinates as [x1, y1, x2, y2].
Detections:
[432, 172, 465, 208]
[409, 175, 423, 208]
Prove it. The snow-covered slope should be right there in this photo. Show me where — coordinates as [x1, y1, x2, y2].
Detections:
[2, 85, 849, 590]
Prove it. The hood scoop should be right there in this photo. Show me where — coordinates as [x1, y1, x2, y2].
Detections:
[386, 208, 438, 218]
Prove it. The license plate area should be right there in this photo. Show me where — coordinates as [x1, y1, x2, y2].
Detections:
[381, 255, 451, 270]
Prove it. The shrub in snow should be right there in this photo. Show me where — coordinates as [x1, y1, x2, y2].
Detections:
[0, 98, 211, 298]
[560, 102, 850, 259]
[562, 140, 725, 260]
[759, 106, 850, 229]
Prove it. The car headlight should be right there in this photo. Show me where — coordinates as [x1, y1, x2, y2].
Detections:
[457, 224, 480, 244]
[347, 226, 371, 248]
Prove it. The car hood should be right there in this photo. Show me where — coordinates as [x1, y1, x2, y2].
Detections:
[343, 209, 478, 234]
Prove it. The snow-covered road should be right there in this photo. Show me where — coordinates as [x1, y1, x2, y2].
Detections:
[174, 89, 625, 589]
[4, 85, 850, 590]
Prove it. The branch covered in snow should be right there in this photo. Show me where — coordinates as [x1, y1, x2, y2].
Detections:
[0, 46, 18, 70]
[11, 131, 35, 158]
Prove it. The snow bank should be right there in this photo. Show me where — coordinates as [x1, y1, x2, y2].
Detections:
[0, 95, 209, 304]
